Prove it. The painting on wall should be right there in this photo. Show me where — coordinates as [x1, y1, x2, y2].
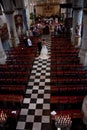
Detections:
[14, 15, 23, 28]
[14, 14, 23, 35]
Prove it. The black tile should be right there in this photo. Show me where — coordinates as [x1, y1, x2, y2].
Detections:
[36, 104, 43, 109]
[21, 103, 29, 108]
[35, 76, 40, 79]
[42, 68, 46, 70]
[37, 94, 44, 98]
[46, 76, 50, 78]
[30, 73, 35, 76]
[26, 86, 33, 89]
[46, 70, 50, 73]
[18, 115, 26, 121]
[43, 110, 50, 115]
[34, 82, 39, 86]
[29, 79, 35, 82]
[30, 98, 37, 103]
[32, 90, 38, 93]
[25, 122, 33, 130]
[45, 82, 50, 85]
[44, 99, 50, 103]
[41, 73, 45, 76]
[25, 94, 31, 98]
[40, 79, 45, 82]
[37, 70, 41, 73]
[39, 86, 44, 89]
[34, 116, 42, 122]
[41, 123, 52, 130]
[28, 109, 35, 115]
[38, 65, 42, 67]
[44, 90, 50, 93]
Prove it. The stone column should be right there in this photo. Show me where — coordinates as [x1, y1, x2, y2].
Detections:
[0, 29, 7, 64]
[79, 1, 87, 66]
[71, 0, 84, 47]
[5, 13, 19, 47]
[66, 0, 73, 18]
[2, 0, 19, 47]
[65, 0, 72, 39]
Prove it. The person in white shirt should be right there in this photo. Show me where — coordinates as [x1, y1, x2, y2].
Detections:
[27, 38, 32, 46]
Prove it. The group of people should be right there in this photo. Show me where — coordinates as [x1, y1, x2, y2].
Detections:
[23, 36, 50, 60]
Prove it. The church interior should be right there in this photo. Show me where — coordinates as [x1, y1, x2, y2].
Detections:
[0, 0, 87, 130]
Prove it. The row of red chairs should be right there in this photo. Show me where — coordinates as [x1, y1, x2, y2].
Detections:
[50, 36, 85, 119]
[51, 96, 84, 104]
[0, 85, 25, 94]
[0, 36, 38, 112]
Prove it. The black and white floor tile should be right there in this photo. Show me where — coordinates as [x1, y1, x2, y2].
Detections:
[16, 35, 52, 130]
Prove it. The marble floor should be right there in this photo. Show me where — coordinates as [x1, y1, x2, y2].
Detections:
[16, 35, 52, 130]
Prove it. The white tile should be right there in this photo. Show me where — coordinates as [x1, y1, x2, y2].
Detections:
[23, 98, 30, 104]
[37, 68, 42, 70]
[42, 116, 50, 123]
[32, 123, 41, 130]
[43, 104, 50, 109]
[26, 115, 34, 122]
[33, 86, 39, 90]
[30, 75, 36, 79]
[28, 82, 34, 86]
[16, 121, 25, 129]
[38, 89, 44, 94]
[44, 94, 50, 99]
[31, 70, 37, 73]
[47, 63, 51, 65]
[29, 104, 36, 109]
[41, 70, 46, 73]
[42, 65, 46, 68]
[40, 76, 45, 79]
[38, 63, 42, 66]
[26, 89, 32, 94]
[45, 78, 50, 82]
[34, 61, 38, 64]
[33, 65, 38, 68]
[20, 109, 28, 115]
[46, 68, 50, 70]
[44, 86, 50, 90]
[35, 109, 43, 115]
[31, 94, 38, 98]
[37, 98, 43, 104]
[36, 73, 41, 76]
[34, 79, 40, 82]
[39, 82, 45, 86]
[45, 72, 50, 76]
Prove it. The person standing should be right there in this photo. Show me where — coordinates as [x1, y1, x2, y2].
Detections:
[37, 39, 42, 55]
[27, 37, 32, 46]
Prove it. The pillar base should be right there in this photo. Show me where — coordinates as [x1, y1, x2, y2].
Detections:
[0, 52, 7, 64]
[9, 37, 19, 47]
[74, 35, 81, 48]
[79, 49, 87, 66]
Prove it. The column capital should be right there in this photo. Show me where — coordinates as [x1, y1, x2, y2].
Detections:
[4, 10, 14, 14]
[83, 8, 87, 14]
[73, 7, 83, 10]
[73, 0, 84, 9]
[15, 7, 24, 10]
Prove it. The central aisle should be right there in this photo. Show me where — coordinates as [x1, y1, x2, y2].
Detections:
[16, 35, 52, 130]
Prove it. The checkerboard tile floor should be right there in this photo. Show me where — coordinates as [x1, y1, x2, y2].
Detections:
[16, 35, 52, 130]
